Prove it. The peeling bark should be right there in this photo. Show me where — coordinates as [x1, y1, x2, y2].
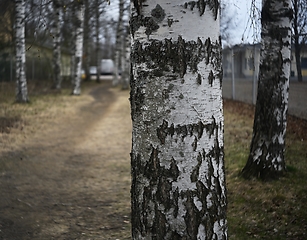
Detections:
[241, 0, 292, 180]
[130, 1, 227, 239]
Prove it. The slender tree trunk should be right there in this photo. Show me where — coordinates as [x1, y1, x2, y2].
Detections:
[15, 0, 28, 103]
[120, 25, 130, 90]
[292, 0, 303, 82]
[72, 0, 85, 95]
[83, 0, 91, 82]
[294, 38, 303, 82]
[95, 0, 100, 83]
[70, 6, 76, 85]
[241, 0, 292, 180]
[52, 0, 62, 89]
[130, 1, 227, 239]
[113, 0, 124, 86]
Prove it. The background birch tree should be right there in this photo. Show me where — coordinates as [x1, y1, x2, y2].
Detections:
[94, 0, 106, 83]
[130, 1, 227, 238]
[52, 0, 62, 89]
[120, 24, 130, 90]
[72, 0, 85, 95]
[15, 0, 28, 102]
[241, 0, 292, 180]
[83, 0, 91, 82]
[113, 0, 124, 86]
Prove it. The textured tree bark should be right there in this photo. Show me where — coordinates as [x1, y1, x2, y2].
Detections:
[130, 1, 227, 239]
[241, 0, 292, 180]
[52, 0, 62, 89]
[15, 0, 28, 103]
[72, 0, 85, 95]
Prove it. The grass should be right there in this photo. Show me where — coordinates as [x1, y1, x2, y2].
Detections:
[1, 80, 307, 239]
[0, 79, 97, 151]
[224, 99, 307, 239]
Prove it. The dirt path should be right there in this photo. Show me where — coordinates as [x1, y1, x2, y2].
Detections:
[0, 82, 132, 239]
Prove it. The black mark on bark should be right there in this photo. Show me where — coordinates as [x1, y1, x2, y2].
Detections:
[130, 15, 159, 37]
[183, 0, 219, 19]
[208, 70, 214, 86]
[151, 4, 165, 22]
[131, 37, 220, 79]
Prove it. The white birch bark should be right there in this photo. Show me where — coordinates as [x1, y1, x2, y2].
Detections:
[130, 1, 227, 239]
[113, 0, 124, 86]
[52, 0, 62, 89]
[72, 0, 85, 95]
[15, 0, 28, 103]
[241, 0, 292, 180]
[120, 25, 130, 90]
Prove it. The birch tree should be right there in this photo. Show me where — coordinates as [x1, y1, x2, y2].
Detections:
[241, 0, 292, 180]
[113, 0, 124, 86]
[95, 0, 101, 83]
[83, 0, 91, 82]
[130, 1, 227, 239]
[15, 0, 28, 103]
[52, 0, 62, 89]
[120, 24, 130, 90]
[72, 0, 85, 95]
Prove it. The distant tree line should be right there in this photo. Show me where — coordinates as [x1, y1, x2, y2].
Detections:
[0, 0, 130, 99]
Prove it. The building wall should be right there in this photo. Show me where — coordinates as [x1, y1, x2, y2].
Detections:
[223, 44, 307, 80]
[291, 50, 307, 78]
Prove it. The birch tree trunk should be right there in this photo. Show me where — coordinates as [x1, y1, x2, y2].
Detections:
[72, 0, 85, 95]
[15, 0, 28, 103]
[113, 0, 124, 86]
[120, 25, 130, 90]
[241, 0, 292, 180]
[95, 0, 100, 83]
[52, 0, 62, 89]
[130, 1, 227, 239]
[83, 0, 91, 82]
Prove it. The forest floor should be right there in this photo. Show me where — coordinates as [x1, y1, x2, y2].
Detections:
[0, 80, 307, 239]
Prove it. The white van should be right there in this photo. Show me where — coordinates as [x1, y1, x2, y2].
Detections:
[100, 59, 114, 75]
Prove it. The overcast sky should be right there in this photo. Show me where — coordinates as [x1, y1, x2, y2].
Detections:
[223, 0, 262, 45]
[106, 0, 262, 46]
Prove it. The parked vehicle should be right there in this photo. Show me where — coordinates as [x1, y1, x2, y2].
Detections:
[100, 59, 114, 75]
[89, 66, 97, 76]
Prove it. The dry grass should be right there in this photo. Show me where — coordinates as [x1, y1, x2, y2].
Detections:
[0, 80, 96, 153]
[224, 99, 307, 240]
[1, 81, 307, 239]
